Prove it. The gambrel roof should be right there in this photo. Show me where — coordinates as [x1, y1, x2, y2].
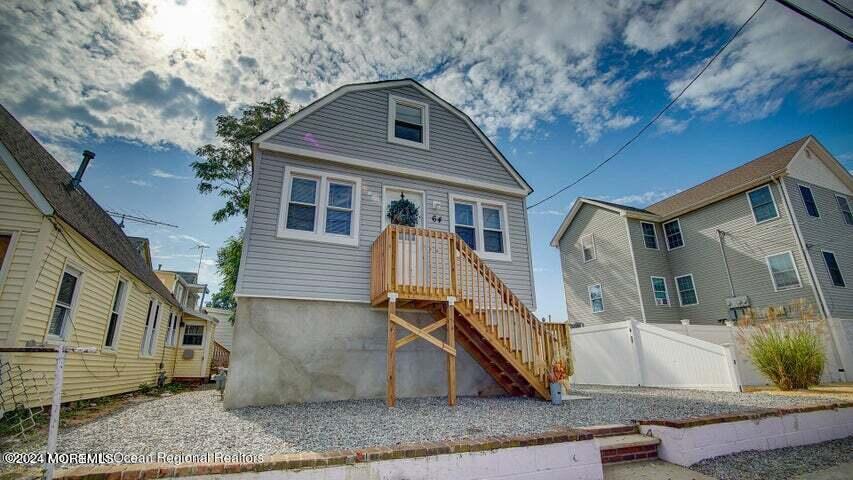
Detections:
[254, 78, 533, 196]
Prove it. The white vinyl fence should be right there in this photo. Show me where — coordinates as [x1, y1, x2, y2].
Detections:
[570, 320, 741, 391]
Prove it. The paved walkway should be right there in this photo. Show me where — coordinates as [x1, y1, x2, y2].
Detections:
[604, 461, 715, 480]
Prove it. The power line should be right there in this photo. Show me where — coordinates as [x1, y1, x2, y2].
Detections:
[777, 0, 853, 41]
[527, 0, 769, 210]
[106, 210, 178, 228]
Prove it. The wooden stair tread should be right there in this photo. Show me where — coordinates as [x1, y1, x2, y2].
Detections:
[596, 434, 660, 451]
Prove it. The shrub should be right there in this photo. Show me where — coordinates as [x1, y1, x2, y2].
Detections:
[738, 301, 826, 390]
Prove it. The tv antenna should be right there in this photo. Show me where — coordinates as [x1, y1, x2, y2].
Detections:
[192, 244, 210, 276]
[106, 210, 178, 229]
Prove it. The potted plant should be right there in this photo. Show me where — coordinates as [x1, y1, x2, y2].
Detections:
[547, 360, 567, 405]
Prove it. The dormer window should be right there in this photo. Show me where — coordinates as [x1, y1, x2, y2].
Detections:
[388, 95, 429, 149]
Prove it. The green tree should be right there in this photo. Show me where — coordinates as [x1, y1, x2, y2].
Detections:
[194, 98, 292, 315]
[192, 98, 292, 223]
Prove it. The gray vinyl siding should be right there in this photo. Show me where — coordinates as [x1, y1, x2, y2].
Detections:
[558, 205, 642, 325]
[238, 149, 536, 307]
[627, 219, 682, 323]
[665, 181, 817, 324]
[266, 85, 520, 189]
[783, 176, 853, 319]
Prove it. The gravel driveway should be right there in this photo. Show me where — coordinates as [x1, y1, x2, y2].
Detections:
[690, 436, 853, 479]
[50, 385, 841, 462]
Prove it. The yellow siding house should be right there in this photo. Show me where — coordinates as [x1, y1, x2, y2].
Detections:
[0, 105, 202, 409]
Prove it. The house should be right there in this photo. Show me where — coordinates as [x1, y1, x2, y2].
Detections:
[226, 79, 569, 408]
[154, 268, 219, 382]
[0, 105, 199, 409]
[206, 307, 234, 350]
[551, 136, 853, 376]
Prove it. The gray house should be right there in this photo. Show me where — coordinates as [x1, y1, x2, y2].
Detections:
[225, 79, 569, 408]
[551, 136, 853, 372]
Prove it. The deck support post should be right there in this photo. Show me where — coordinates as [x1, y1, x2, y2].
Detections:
[386, 292, 398, 407]
[447, 296, 457, 406]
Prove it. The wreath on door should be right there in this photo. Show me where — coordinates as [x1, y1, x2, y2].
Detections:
[386, 192, 420, 227]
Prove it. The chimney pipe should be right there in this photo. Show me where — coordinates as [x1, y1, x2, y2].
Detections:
[70, 150, 95, 188]
[158, 264, 162, 270]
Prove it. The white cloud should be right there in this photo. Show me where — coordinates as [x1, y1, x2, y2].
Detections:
[129, 179, 151, 187]
[0, 0, 849, 156]
[168, 234, 209, 247]
[655, 115, 690, 134]
[603, 189, 683, 207]
[151, 168, 190, 179]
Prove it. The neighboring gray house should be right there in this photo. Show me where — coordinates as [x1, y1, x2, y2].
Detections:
[226, 79, 544, 407]
[551, 136, 853, 375]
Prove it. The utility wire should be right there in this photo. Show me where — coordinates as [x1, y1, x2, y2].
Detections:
[527, 0, 769, 210]
[777, 0, 853, 41]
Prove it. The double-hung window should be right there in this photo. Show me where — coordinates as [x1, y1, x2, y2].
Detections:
[580, 234, 596, 262]
[641, 222, 658, 249]
[822, 251, 846, 287]
[765, 251, 802, 291]
[836, 195, 853, 226]
[140, 300, 160, 356]
[663, 219, 684, 250]
[104, 278, 128, 349]
[387, 95, 429, 149]
[675, 274, 698, 306]
[49, 266, 82, 340]
[651, 276, 670, 306]
[747, 185, 779, 223]
[182, 324, 205, 346]
[588, 284, 604, 313]
[278, 167, 361, 246]
[165, 312, 179, 347]
[799, 185, 820, 217]
[450, 195, 510, 261]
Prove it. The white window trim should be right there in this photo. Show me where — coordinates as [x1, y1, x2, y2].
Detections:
[381, 185, 426, 228]
[448, 194, 511, 262]
[746, 184, 780, 225]
[640, 222, 659, 250]
[835, 194, 853, 226]
[277, 166, 362, 247]
[821, 250, 846, 288]
[47, 262, 84, 342]
[588, 283, 604, 313]
[181, 322, 206, 350]
[650, 276, 671, 307]
[764, 251, 803, 292]
[797, 184, 820, 218]
[663, 218, 685, 251]
[140, 299, 161, 357]
[0, 230, 19, 291]
[674, 273, 699, 307]
[165, 311, 180, 347]
[387, 94, 430, 150]
[103, 276, 130, 351]
[580, 233, 596, 263]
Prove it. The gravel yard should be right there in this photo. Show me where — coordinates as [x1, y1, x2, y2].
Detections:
[50, 385, 842, 462]
[690, 436, 853, 479]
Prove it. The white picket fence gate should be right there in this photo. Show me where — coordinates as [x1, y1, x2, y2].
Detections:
[570, 320, 741, 391]
[571, 319, 847, 391]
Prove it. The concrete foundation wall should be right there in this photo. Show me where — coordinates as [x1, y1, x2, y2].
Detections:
[224, 297, 499, 408]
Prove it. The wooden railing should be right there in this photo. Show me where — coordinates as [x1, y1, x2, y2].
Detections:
[211, 341, 230, 370]
[371, 225, 571, 389]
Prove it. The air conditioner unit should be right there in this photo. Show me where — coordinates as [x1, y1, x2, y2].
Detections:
[655, 298, 669, 306]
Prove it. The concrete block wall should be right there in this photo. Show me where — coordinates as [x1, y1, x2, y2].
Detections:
[641, 406, 853, 466]
[194, 440, 603, 480]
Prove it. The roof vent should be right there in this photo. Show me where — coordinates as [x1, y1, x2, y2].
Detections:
[70, 150, 95, 188]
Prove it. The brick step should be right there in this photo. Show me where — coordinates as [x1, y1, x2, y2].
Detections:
[580, 424, 640, 438]
[596, 434, 660, 464]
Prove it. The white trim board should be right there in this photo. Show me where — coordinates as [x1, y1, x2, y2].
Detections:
[253, 79, 532, 195]
[0, 142, 53, 215]
[260, 142, 528, 197]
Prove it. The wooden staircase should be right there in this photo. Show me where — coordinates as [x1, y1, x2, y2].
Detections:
[371, 225, 572, 405]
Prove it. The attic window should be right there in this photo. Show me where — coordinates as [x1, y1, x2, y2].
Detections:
[388, 95, 429, 149]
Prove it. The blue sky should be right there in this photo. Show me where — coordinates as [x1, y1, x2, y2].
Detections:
[1, 1, 851, 319]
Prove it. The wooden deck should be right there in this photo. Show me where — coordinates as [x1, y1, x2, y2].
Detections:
[371, 225, 572, 405]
